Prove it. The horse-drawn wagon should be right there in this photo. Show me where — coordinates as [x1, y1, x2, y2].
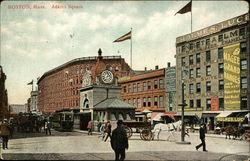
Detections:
[123, 121, 153, 141]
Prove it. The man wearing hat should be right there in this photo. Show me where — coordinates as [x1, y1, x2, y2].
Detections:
[0, 119, 11, 150]
[111, 120, 129, 161]
[195, 123, 208, 152]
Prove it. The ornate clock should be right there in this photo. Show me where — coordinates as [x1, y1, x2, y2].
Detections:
[101, 70, 114, 84]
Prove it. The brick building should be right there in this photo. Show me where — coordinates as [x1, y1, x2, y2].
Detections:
[176, 13, 249, 129]
[0, 66, 8, 120]
[119, 67, 166, 121]
[37, 49, 133, 113]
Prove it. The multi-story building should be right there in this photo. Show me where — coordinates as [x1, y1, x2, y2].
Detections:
[37, 49, 133, 113]
[119, 66, 166, 121]
[176, 13, 249, 130]
[0, 66, 8, 120]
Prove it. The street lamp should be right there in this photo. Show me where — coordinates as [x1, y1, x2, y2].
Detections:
[177, 70, 191, 144]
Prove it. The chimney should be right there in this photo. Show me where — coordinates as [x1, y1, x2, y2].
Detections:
[98, 48, 102, 57]
[155, 65, 159, 70]
[167, 62, 171, 67]
[145, 67, 147, 71]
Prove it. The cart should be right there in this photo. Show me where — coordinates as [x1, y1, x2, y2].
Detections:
[123, 121, 153, 141]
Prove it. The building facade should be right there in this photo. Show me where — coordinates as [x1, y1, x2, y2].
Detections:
[37, 49, 133, 113]
[119, 67, 166, 115]
[176, 13, 249, 129]
[0, 66, 8, 120]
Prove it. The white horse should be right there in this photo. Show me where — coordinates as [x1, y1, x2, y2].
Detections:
[152, 120, 182, 141]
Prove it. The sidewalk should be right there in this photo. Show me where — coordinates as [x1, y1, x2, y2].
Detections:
[2, 151, 249, 160]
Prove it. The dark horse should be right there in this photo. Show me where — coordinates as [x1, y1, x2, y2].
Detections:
[221, 126, 245, 140]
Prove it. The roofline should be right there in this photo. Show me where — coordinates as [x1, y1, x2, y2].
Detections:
[37, 55, 122, 84]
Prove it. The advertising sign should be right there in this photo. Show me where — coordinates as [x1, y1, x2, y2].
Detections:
[211, 97, 219, 111]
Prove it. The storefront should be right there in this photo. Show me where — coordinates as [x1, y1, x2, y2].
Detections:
[216, 110, 249, 127]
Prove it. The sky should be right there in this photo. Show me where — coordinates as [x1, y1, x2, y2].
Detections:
[0, 0, 249, 104]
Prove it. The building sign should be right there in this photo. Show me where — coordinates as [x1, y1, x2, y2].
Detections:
[177, 107, 203, 112]
[224, 43, 241, 110]
[211, 97, 219, 111]
[176, 13, 249, 43]
[166, 67, 176, 91]
[118, 76, 130, 83]
[217, 117, 245, 122]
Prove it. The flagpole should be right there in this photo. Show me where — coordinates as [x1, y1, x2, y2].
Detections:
[32, 79, 34, 92]
[130, 28, 132, 69]
[191, 0, 192, 33]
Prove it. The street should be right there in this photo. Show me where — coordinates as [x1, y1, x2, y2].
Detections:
[1, 129, 249, 160]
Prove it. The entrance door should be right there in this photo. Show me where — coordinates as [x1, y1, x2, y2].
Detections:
[210, 117, 215, 130]
[80, 113, 91, 130]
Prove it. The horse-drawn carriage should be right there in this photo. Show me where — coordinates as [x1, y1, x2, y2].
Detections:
[123, 121, 153, 141]
[220, 124, 250, 141]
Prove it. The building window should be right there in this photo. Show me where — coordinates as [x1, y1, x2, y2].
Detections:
[206, 50, 211, 62]
[133, 98, 136, 106]
[189, 84, 194, 94]
[196, 68, 201, 77]
[196, 41, 200, 49]
[206, 39, 210, 46]
[148, 97, 151, 107]
[123, 86, 127, 93]
[154, 96, 158, 106]
[239, 28, 245, 36]
[196, 83, 201, 93]
[196, 53, 201, 63]
[241, 77, 247, 89]
[219, 80, 224, 90]
[159, 96, 163, 107]
[143, 97, 146, 107]
[189, 55, 194, 65]
[137, 98, 141, 108]
[182, 45, 186, 52]
[189, 69, 194, 78]
[206, 81, 211, 92]
[196, 99, 201, 107]
[190, 100, 194, 108]
[159, 79, 163, 89]
[218, 48, 223, 59]
[218, 34, 223, 42]
[190, 43, 193, 50]
[137, 83, 140, 92]
[128, 99, 131, 105]
[147, 81, 151, 90]
[133, 84, 136, 92]
[241, 97, 247, 109]
[241, 59, 247, 70]
[143, 82, 146, 91]
[183, 84, 186, 95]
[206, 66, 211, 76]
[241, 42, 247, 53]
[154, 80, 158, 89]
[219, 98, 224, 110]
[128, 85, 132, 93]
[181, 57, 186, 66]
[206, 99, 211, 110]
[218, 63, 224, 74]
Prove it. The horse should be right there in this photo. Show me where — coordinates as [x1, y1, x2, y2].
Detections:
[221, 126, 238, 139]
[152, 120, 182, 141]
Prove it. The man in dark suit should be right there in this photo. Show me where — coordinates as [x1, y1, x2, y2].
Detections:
[111, 120, 128, 161]
[195, 123, 208, 152]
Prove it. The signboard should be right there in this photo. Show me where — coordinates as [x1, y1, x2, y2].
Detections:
[224, 43, 241, 110]
[166, 67, 176, 91]
[217, 117, 245, 122]
[177, 107, 203, 112]
[211, 97, 219, 111]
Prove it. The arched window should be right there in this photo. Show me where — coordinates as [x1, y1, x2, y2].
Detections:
[126, 113, 132, 120]
[110, 113, 116, 121]
[118, 113, 124, 120]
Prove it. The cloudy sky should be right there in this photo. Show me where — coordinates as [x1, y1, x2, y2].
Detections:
[0, 1, 249, 104]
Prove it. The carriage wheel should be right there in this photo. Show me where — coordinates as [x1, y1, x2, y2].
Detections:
[124, 126, 132, 138]
[140, 129, 152, 141]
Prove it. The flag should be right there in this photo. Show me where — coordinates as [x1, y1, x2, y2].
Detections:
[27, 80, 33, 85]
[175, 1, 192, 15]
[113, 31, 131, 42]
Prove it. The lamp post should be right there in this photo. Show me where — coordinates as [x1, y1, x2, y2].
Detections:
[176, 71, 191, 144]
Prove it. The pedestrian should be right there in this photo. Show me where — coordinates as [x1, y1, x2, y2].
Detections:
[195, 124, 208, 152]
[0, 119, 10, 149]
[87, 120, 92, 135]
[97, 121, 102, 133]
[99, 120, 105, 140]
[45, 120, 51, 135]
[104, 121, 112, 142]
[111, 120, 128, 161]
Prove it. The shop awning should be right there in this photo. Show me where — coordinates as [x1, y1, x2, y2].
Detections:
[151, 113, 163, 121]
[161, 112, 176, 119]
[175, 112, 202, 119]
[216, 111, 233, 118]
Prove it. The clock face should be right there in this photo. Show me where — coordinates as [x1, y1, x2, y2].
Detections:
[101, 70, 114, 84]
